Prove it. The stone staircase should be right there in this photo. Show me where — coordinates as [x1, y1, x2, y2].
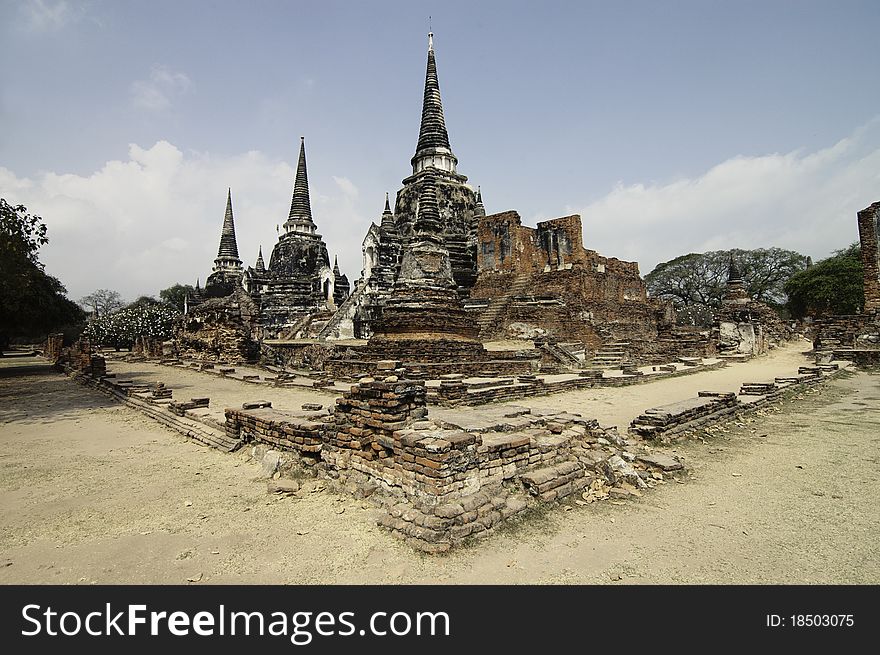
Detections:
[476, 274, 531, 339]
[317, 281, 366, 340]
[296, 310, 335, 338]
[590, 341, 629, 368]
[275, 313, 313, 340]
[538, 340, 582, 368]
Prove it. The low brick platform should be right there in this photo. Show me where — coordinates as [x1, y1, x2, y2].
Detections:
[224, 373, 684, 552]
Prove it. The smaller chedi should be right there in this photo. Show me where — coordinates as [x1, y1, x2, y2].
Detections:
[204, 188, 244, 298]
[243, 137, 349, 336]
[186, 137, 350, 340]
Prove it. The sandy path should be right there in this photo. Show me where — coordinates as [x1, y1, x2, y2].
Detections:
[0, 354, 877, 584]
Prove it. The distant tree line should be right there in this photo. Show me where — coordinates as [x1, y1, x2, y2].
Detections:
[646, 245, 865, 324]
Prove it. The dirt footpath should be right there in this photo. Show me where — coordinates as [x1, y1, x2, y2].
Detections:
[0, 355, 878, 584]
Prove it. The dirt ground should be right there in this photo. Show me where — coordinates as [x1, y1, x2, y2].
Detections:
[1, 344, 878, 584]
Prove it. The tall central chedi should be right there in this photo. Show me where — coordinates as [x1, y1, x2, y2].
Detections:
[396, 32, 478, 291]
[345, 32, 480, 339]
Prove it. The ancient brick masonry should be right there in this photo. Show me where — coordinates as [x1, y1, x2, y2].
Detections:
[858, 201, 880, 313]
[223, 364, 686, 551]
[55, 338, 106, 377]
[174, 287, 261, 363]
[44, 333, 64, 361]
[468, 210, 703, 363]
[225, 408, 325, 455]
[814, 201, 880, 354]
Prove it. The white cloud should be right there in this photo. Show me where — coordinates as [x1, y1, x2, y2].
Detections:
[0, 141, 371, 303]
[572, 119, 880, 275]
[19, 0, 74, 32]
[1, 121, 877, 306]
[332, 176, 359, 198]
[130, 65, 192, 111]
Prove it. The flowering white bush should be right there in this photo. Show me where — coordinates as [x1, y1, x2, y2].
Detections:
[84, 301, 180, 349]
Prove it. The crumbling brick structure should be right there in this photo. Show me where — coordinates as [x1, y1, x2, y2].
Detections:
[858, 201, 880, 313]
[44, 333, 64, 361]
[469, 210, 696, 362]
[714, 258, 793, 355]
[55, 338, 106, 377]
[175, 287, 261, 363]
[225, 363, 672, 552]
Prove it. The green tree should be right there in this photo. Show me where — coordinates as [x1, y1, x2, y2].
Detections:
[646, 247, 809, 323]
[159, 283, 194, 312]
[0, 199, 84, 349]
[784, 244, 863, 318]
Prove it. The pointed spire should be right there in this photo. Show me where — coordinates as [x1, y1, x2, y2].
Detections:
[474, 185, 485, 217]
[380, 192, 396, 232]
[333, 255, 341, 275]
[413, 173, 443, 245]
[255, 245, 266, 273]
[216, 187, 241, 261]
[285, 136, 315, 233]
[195, 277, 201, 291]
[411, 32, 457, 175]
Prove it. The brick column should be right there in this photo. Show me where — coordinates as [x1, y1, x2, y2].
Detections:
[857, 201, 880, 313]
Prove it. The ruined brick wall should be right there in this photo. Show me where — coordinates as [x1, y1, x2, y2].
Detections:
[471, 210, 658, 351]
[857, 201, 880, 313]
[225, 369, 650, 552]
[57, 338, 106, 377]
[813, 313, 880, 350]
[44, 333, 64, 361]
[535, 215, 590, 269]
[174, 288, 261, 363]
[476, 211, 537, 273]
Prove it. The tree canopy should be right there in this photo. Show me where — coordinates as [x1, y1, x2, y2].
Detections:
[784, 244, 863, 318]
[645, 247, 809, 321]
[79, 289, 125, 317]
[0, 199, 84, 348]
[159, 283, 195, 312]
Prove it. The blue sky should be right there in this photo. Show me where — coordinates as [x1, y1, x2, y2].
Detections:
[1, 0, 879, 301]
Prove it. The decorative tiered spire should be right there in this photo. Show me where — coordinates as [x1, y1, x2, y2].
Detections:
[380, 192, 396, 231]
[217, 188, 240, 259]
[255, 246, 266, 273]
[413, 173, 443, 246]
[214, 188, 242, 271]
[411, 32, 458, 175]
[384, 192, 392, 214]
[284, 137, 316, 234]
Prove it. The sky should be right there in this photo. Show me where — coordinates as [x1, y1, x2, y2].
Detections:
[1, 0, 879, 303]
